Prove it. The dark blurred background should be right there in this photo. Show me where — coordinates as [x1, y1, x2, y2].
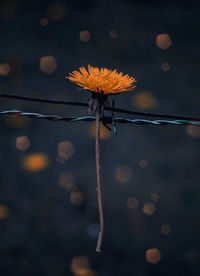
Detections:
[0, 0, 200, 275]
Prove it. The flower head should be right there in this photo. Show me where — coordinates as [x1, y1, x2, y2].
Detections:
[66, 65, 136, 95]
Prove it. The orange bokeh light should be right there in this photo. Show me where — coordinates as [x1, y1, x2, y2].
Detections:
[40, 56, 58, 74]
[133, 92, 157, 110]
[126, 197, 138, 209]
[0, 63, 11, 76]
[70, 256, 96, 276]
[150, 193, 159, 202]
[47, 2, 67, 20]
[16, 136, 31, 151]
[70, 192, 84, 206]
[0, 205, 10, 220]
[80, 31, 91, 42]
[145, 248, 162, 264]
[186, 125, 200, 138]
[89, 122, 112, 140]
[161, 62, 170, 72]
[22, 153, 50, 172]
[161, 224, 172, 235]
[58, 172, 77, 192]
[156, 34, 172, 50]
[109, 30, 118, 39]
[114, 165, 133, 183]
[56, 141, 75, 164]
[142, 202, 156, 215]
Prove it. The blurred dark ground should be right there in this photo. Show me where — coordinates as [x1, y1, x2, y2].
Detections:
[0, 0, 200, 275]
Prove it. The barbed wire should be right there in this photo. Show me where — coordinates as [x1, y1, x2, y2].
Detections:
[1, 110, 200, 127]
[1, 93, 200, 121]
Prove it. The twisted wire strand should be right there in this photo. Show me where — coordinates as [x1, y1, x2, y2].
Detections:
[1, 93, 200, 121]
[1, 110, 200, 126]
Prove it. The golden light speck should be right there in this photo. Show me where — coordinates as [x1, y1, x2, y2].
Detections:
[142, 202, 156, 215]
[58, 172, 77, 192]
[16, 136, 31, 151]
[40, 56, 58, 74]
[70, 192, 84, 206]
[161, 224, 172, 235]
[47, 2, 67, 20]
[79, 30, 91, 42]
[139, 159, 148, 168]
[70, 256, 96, 276]
[0, 63, 11, 76]
[22, 153, 50, 172]
[156, 34, 172, 50]
[0, 205, 10, 220]
[114, 165, 133, 183]
[109, 30, 118, 39]
[89, 122, 112, 140]
[40, 17, 48, 26]
[133, 92, 157, 110]
[186, 125, 200, 138]
[161, 62, 170, 72]
[56, 141, 75, 164]
[145, 248, 162, 264]
[126, 197, 138, 209]
[150, 193, 159, 202]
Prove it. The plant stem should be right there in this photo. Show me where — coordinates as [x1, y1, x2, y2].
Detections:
[95, 104, 104, 252]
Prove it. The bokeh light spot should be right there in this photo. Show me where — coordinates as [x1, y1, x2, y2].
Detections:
[80, 30, 91, 42]
[22, 153, 50, 172]
[89, 122, 111, 139]
[161, 62, 170, 72]
[47, 2, 67, 20]
[150, 193, 159, 202]
[0, 205, 10, 220]
[70, 192, 84, 205]
[126, 197, 138, 209]
[186, 125, 200, 138]
[40, 56, 58, 74]
[143, 202, 156, 215]
[161, 224, 172, 235]
[145, 248, 162, 264]
[133, 92, 157, 110]
[56, 141, 75, 164]
[139, 159, 148, 168]
[156, 33, 172, 50]
[109, 30, 118, 39]
[71, 256, 96, 276]
[0, 63, 11, 76]
[114, 165, 133, 183]
[16, 136, 31, 151]
[58, 172, 77, 192]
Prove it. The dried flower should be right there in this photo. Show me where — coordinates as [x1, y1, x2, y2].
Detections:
[67, 65, 136, 94]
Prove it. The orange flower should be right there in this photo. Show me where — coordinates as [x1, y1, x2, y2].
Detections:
[66, 65, 136, 95]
